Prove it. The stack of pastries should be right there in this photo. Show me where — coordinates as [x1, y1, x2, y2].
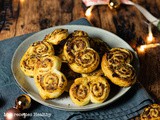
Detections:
[20, 28, 137, 106]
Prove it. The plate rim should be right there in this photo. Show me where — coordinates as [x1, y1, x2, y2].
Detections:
[11, 25, 139, 111]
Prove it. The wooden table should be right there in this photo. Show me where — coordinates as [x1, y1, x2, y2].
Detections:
[0, 0, 160, 117]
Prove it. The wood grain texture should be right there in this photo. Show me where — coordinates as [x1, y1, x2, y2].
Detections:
[0, 0, 160, 116]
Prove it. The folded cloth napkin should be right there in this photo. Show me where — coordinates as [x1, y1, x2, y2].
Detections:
[0, 18, 154, 120]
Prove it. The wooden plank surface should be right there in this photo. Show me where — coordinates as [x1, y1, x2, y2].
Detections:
[0, 0, 160, 115]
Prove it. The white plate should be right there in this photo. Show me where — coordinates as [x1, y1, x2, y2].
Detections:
[11, 25, 139, 111]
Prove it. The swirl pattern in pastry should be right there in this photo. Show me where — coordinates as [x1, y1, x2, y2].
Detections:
[34, 69, 67, 100]
[20, 54, 40, 77]
[69, 77, 90, 106]
[26, 41, 54, 56]
[108, 48, 133, 66]
[63, 36, 90, 63]
[43, 29, 69, 45]
[69, 48, 100, 73]
[101, 48, 136, 87]
[140, 104, 160, 120]
[34, 55, 62, 74]
[69, 76, 110, 106]
[20, 41, 54, 77]
[89, 76, 110, 104]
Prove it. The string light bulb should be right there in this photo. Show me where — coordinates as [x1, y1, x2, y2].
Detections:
[85, 6, 94, 17]
[138, 45, 146, 53]
[146, 23, 155, 43]
[108, 0, 121, 9]
[137, 22, 159, 54]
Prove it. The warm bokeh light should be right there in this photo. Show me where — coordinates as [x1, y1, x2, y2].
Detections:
[138, 45, 146, 53]
[137, 43, 160, 54]
[146, 30, 155, 43]
[85, 6, 94, 17]
[146, 23, 155, 43]
[6, 112, 14, 119]
[20, 0, 25, 3]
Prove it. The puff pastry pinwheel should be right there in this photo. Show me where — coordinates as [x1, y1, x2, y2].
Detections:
[69, 48, 100, 73]
[69, 76, 110, 106]
[63, 35, 90, 63]
[34, 55, 62, 74]
[43, 29, 69, 45]
[20, 41, 54, 77]
[69, 77, 90, 106]
[108, 48, 133, 65]
[25, 41, 54, 56]
[20, 54, 40, 77]
[89, 76, 110, 104]
[140, 104, 160, 120]
[101, 48, 136, 87]
[34, 69, 67, 100]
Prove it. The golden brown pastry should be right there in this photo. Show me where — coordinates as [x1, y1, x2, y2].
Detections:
[54, 30, 88, 61]
[63, 36, 90, 63]
[69, 76, 110, 106]
[26, 41, 54, 56]
[34, 69, 67, 100]
[20, 41, 54, 77]
[34, 55, 62, 74]
[43, 29, 69, 45]
[101, 48, 136, 87]
[108, 48, 133, 67]
[88, 76, 110, 104]
[69, 77, 90, 106]
[69, 48, 100, 73]
[20, 54, 40, 77]
[81, 69, 104, 77]
[140, 104, 160, 120]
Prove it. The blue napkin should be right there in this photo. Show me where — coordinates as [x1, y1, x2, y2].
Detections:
[0, 18, 154, 120]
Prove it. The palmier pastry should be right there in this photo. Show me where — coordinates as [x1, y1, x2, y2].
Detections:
[69, 77, 90, 106]
[20, 41, 54, 77]
[26, 41, 54, 56]
[34, 55, 62, 74]
[88, 76, 110, 104]
[140, 104, 160, 120]
[43, 29, 69, 45]
[108, 48, 133, 66]
[63, 35, 90, 63]
[20, 54, 40, 77]
[101, 48, 136, 87]
[34, 69, 67, 100]
[69, 76, 110, 106]
[69, 48, 100, 73]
